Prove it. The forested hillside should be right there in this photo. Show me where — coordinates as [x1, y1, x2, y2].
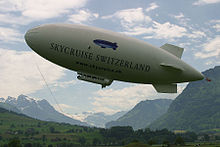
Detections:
[149, 66, 220, 132]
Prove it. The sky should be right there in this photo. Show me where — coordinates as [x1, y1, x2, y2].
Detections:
[0, 0, 220, 120]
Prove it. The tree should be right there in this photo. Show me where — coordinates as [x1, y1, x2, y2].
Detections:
[25, 128, 36, 136]
[10, 124, 15, 128]
[78, 136, 86, 145]
[175, 136, 184, 145]
[37, 122, 41, 127]
[108, 126, 134, 140]
[93, 138, 100, 146]
[131, 139, 139, 143]
[148, 139, 156, 145]
[24, 143, 32, 147]
[204, 134, 210, 141]
[162, 140, 170, 147]
[215, 135, 220, 140]
[42, 135, 46, 142]
[8, 138, 21, 147]
[49, 126, 55, 133]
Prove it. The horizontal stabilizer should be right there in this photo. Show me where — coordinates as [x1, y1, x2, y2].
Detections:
[160, 43, 184, 58]
[160, 63, 184, 71]
[153, 83, 177, 93]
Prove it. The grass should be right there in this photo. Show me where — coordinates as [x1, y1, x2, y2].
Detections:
[0, 110, 103, 146]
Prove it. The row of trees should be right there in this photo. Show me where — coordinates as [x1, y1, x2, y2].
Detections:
[98, 127, 196, 146]
[2, 126, 218, 146]
[1, 137, 101, 147]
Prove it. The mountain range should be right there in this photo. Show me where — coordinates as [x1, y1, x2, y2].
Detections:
[0, 94, 88, 126]
[149, 66, 220, 132]
[106, 99, 173, 130]
[84, 111, 127, 128]
[0, 94, 127, 128]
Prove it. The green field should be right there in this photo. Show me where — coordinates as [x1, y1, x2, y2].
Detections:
[0, 108, 103, 146]
[124, 142, 220, 147]
[1, 108, 220, 146]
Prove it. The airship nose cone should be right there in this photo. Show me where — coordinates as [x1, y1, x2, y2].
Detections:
[24, 30, 32, 46]
[197, 72, 204, 80]
[25, 26, 41, 50]
[188, 68, 204, 81]
[180, 63, 204, 82]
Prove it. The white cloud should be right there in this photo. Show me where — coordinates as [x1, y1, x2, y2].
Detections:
[90, 84, 185, 115]
[104, 9, 195, 40]
[211, 20, 220, 23]
[104, 9, 206, 41]
[91, 85, 154, 114]
[171, 13, 206, 39]
[0, 0, 87, 25]
[210, 20, 220, 32]
[173, 13, 185, 20]
[0, 14, 30, 25]
[146, 3, 159, 12]
[53, 80, 76, 88]
[131, 21, 187, 40]
[50, 80, 76, 92]
[53, 103, 84, 121]
[102, 8, 193, 41]
[213, 24, 220, 32]
[122, 20, 205, 40]
[0, 49, 65, 98]
[172, 13, 191, 27]
[0, 27, 23, 42]
[105, 8, 187, 39]
[193, 0, 220, 5]
[102, 8, 152, 28]
[195, 36, 220, 58]
[68, 9, 99, 24]
[71, 112, 92, 122]
[150, 21, 187, 39]
[188, 31, 206, 38]
[54, 103, 75, 111]
[122, 26, 154, 36]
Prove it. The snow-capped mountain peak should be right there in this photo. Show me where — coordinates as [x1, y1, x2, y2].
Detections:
[0, 94, 88, 126]
[5, 96, 17, 105]
[17, 94, 39, 102]
[0, 97, 5, 103]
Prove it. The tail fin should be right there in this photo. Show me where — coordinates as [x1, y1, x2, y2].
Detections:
[160, 44, 184, 58]
[153, 83, 177, 93]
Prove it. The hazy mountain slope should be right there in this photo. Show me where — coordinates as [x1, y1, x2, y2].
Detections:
[149, 66, 220, 132]
[106, 99, 172, 130]
[0, 102, 21, 114]
[84, 111, 127, 128]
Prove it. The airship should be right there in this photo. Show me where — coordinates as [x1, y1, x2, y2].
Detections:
[93, 39, 118, 50]
[25, 24, 204, 93]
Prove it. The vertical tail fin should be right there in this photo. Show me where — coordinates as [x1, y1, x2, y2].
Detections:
[160, 44, 184, 58]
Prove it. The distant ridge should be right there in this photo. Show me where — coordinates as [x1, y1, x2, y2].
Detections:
[84, 111, 127, 128]
[149, 66, 220, 132]
[106, 99, 172, 130]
